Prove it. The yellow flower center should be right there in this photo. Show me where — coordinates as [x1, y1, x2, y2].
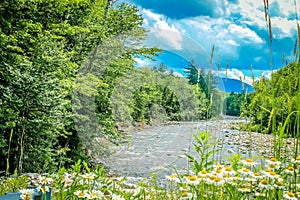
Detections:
[276, 181, 283, 186]
[225, 166, 232, 171]
[188, 176, 197, 181]
[78, 192, 85, 197]
[288, 167, 294, 171]
[265, 168, 272, 172]
[181, 192, 189, 197]
[245, 158, 253, 163]
[269, 163, 276, 168]
[216, 169, 222, 173]
[254, 172, 261, 176]
[270, 171, 276, 176]
[287, 192, 295, 197]
[296, 156, 300, 161]
[209, 176, 216, 181]
[170, 174, 176, 179]
[243, 168, 250, 172]
[201, 169, 208, 174]
[214, 177, 222, 182]
[261, 179, 268, 185]
[270, 158, 277, 162]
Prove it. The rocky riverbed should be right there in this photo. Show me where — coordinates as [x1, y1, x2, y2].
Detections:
[105, 116, 300, 181]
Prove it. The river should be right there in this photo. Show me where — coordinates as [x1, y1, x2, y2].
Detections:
[105, 116, 251, 181]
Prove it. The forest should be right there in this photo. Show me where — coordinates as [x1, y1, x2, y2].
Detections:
[1, 0, 300, 199]
[0, 0, 221, 174]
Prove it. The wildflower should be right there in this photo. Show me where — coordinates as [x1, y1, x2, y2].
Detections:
[81, 173, 95, 180]
[74, 190, 88, 198]
[261, 168, 274, 176]
[283, 191, 297, 200]
[213, 177, 225, 186]
[266, 158, 281, 169]
[283, 166, 297, 175]
[180, 185, 190, 191]
[223, 173, 233, 181]
[88, 190, 103, 199]
[212, 168, 224, 177]
[291, 156, 300, 164]
[198, 169, 210, 179]
[274, 179, 285, 189]
[165, 174, 180, 183]
[223, 166, 236, 176]
[241, 158, 257, 167]
[185, 175, 199, 185]
[258, 179, 273, 190]
[20, 189, 34, 200]
[39, 176, 53, 185]
[251, 172, 263, 179]
[238, 187, 251, 193]
[238, 168, 253, 177]
[265, 171, 279, 180]
[180, 192, 193, 200]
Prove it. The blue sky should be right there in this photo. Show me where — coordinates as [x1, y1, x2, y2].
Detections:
[118, 0, 299, 85]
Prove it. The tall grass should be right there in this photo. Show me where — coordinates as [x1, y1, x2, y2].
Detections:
[262, 0, 300, 162]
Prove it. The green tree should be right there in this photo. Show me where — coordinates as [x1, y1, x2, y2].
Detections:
[0, 0, 158, 173]
[184, 60, 221, 118]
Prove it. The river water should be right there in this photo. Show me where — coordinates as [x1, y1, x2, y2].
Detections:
[105, 116, 251, 180]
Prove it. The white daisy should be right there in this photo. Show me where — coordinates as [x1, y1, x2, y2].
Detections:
[74, 190, 88, 198]
[180, 192, 193, 200]
[184, 176, 199, 185]
[241, 158, 257, 167]
[283, 192, 297, 200]
[165, 174, 180, 183]
[266, 158, 281, 169]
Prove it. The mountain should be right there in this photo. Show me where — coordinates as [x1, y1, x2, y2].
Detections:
[216, 77, 254, 93]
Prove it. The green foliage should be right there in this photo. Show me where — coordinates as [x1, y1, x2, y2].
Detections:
[0, 170, 27, 195]
[185, 132, 220, 173]
[248, 62, 300, 135]
[111, 67, 209, 127]
[131, 84, 180, 123]
[0, 0, 158, 173]
[184, 60, 224, 118]
[225, 92, 250, 117]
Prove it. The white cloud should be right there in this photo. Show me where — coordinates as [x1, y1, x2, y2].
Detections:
[271, 0, 299, 18]
[272, 16, 297, 39]
[231, 0, 266, 29]
[175, 16, 264, 61]
[134, 57, 153, 67]
[233, 0, 299, 39]
[228, 24, 263, 44]
[142, 9, 183, 50]
[217, 68, 254, 85]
